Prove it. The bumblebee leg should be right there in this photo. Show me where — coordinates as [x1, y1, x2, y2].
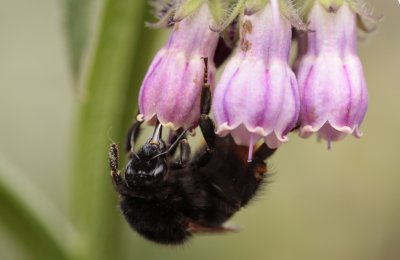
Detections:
[179, 139, 191, 164]
[199, 113, 216, 151]
[249, 143, 276, 181]
[199, 57, 215, 148]
[171, 138, 191, 169]
[125, 119, 143, 154]
[167, 128, 184, 156]
[253, 143, 276, 162]
[109, 143, 132, 196]
[232, 143, 277, 206]
[194, 57, 216, 167]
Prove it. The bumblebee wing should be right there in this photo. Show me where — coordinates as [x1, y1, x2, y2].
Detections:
[185, 220, 240, 234]
[208, 182, 241, 209]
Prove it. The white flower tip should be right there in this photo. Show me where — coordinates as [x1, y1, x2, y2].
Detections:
[215, 122, 233, 137]
[330, 124, 353, 135]
[216, 122, 292, 149]
[354, 127, 363, 138]
[138, 113, 187, 130]
[160, 121, 181, 131]
[137, 114, 145, 122]
[265, 132, 289, 149]
[299, 125, 317, 138]
[300, 122, 363, 142]
[158, 117, 188, 131]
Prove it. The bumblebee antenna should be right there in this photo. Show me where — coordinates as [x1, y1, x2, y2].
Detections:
[127, 120, 143, 159]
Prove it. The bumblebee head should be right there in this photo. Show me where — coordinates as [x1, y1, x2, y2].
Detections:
[124, 123, 168, 192]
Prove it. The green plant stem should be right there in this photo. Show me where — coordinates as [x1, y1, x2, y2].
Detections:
[0, 156, 75, 260]
[71, 1, 158, 259]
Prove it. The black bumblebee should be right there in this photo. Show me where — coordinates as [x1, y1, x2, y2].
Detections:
[108, 58, 276, 245]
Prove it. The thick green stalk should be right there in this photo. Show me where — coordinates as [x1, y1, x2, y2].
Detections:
[0, 156, 75, 260]
[71, 1, 158, 259]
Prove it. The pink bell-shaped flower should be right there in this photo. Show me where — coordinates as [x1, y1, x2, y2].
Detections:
[138, 4, 219, 129]
[296, 1, 368, 147]
[213, 0, 300, 152]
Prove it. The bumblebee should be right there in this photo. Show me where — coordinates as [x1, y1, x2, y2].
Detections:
[108, 58, 276, 245]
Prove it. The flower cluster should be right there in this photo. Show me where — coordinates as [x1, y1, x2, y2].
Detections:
[138, 0, 378, 156]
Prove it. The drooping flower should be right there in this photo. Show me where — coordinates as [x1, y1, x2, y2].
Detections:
[138, 3, 219, 129]
[296, 0, 371, 147]
[213, 0, 301, 155]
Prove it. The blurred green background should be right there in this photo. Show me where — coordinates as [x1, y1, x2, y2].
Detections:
[0, 0, 399, 259]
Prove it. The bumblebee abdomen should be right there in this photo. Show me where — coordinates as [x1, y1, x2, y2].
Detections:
[119, 196, 191, 245]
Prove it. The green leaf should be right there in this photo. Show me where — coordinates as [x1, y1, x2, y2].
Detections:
[0, 156, 76, 260]
[71, 1, 160, 259]
[64, 0, 94, 82]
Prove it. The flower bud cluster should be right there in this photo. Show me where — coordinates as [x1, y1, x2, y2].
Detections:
[137, 0, 378, 155]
